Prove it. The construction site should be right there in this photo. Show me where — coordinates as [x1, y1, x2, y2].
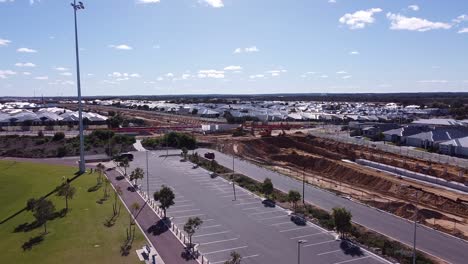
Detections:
[63, 103, 468, 240]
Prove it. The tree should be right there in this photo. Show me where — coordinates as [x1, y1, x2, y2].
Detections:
[224, 251, 242, 264]
[113, 186, 123, 216]
[153, 185, 175, 219]
[288, 190, 301, 211]
[130, 202, 141, 225]
[184, 217, 203, 249]
[192, 152, 199, 164]
[26, 198, 38, 211]
[262, 178, 274, 199]
[56, 181, 76, 212]
[96, 163, 105, 185]
[52, 132, 65, 141]
[103, 178, 110, 199]
[332, 207, 352, 238]
[119, 157, 130, 176]
[33, 199, 55, 234]
[181, 147, 188, 161]
[129, 167, 145, 187]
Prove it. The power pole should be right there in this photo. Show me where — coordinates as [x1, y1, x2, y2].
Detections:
[71, 0, 86, 173]
[146, 150, 150, 201]
[232, 154, 236, 201]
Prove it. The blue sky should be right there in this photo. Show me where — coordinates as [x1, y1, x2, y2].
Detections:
[0, 0, 467, 96]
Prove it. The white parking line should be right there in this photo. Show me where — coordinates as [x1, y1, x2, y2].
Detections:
[302, 240, 336, 247]
[170, 204, 195, 208]
[211, 254, 260, 264]
[280, 226, 314, 233]
[257, 215, 287, 221]
[174, 199, 191, 203]
[200, 224, 222, 229]
[241, 207, 259, 211]
[317, 249, 341, 256]
[270, 221, 291, 226]
[248, 210, 282, 216]
[174, 213, 205, 218]
[199, 237, 239, 246]
[221, 193, 251, 198]
[174, 218, 215, 225]
[332, 256, 370, 264]
[193, 231, 230, 238]
[290, 232, 329, 240]
[234, 201, 259, 206]
[169, 208, 200, 214]
[204, 246, 248, 255]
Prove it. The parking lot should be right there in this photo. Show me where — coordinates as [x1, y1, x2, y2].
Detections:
[128, 150, 389, 264]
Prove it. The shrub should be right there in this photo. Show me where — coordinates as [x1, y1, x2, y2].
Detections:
[56, 146, 67, 157]
[52, 132, 65, 141]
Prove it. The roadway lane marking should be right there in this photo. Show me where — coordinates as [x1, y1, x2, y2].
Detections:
[221, 193, 251, 198]
[317, 249, 341, 256]
[193, 231, 230, 238]
[270, 221, 291, 226]
[332, 256, 370, 264]
[204, 246, 248, 255]
[211, 254, 260, 264]
[198, 237, 239, 246]
[279, 226, 314, 232]
[168, 208, 200, 214]
[174, 199, 191, 203]
[173, 213, 205, 218]
[248, 210, 282, 216]
[257, 215, 287, 221]
[173, 218, 214, 225]
[302, 240, 336, 247]
[234, 201, 259, 206]
[290, 232, 329, 239]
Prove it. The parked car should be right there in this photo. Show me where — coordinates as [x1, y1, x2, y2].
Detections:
[290, 213, 306, 226]
[204, 152, 215, 160]
[117, 153, 134, 161]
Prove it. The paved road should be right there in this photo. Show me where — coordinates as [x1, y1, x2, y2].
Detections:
[197, 149, 468, 264]
[106, 169, 198, 264]
[129, 151, 388, 264]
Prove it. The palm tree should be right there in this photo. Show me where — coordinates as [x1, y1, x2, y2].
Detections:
[119, 157, 130, 176]
[130, 202, 141, 226]
[224, 251, 242, 264]
[184, 217, 203, 249]
[113, 186, 123, 216]
[288, 190, 301, 211]
[181, 147, 188, 160]
[96, 163, 105, 184]
[103, 178, 110, 199]
[56, 181, 76, 212]
[153, 185, 175, 219]
[129, 167, 144, 187]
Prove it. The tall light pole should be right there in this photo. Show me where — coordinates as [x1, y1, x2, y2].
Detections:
[408, 185, 423, 264]
[146, 150, 150, 201]
[71, 0, 85, 173]
[297, 239, 307, 264]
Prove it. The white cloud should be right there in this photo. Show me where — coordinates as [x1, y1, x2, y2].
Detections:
[61, 72, 72, 76]
[0, 38, 11, 46]
[198, 69, 224, 79]
[87, 73, 94, 77]
[109, 44, 133, 50]
[0, 70, 16, 79]
[336, 71, 347, 74]
[62, 80, 75, 85]
[349, 51, 360, 55]
[339, 8, 382, 29]
[108, 72, 140, 80]
[386, 13, 451, 32]
[157, 77, 164, 81]
[17, 47, 37, 53]
[35, 76, 49, 80]
[224, 65, 242, 71]
[165, 73, 174, 78]
[153, 44, 160, 49]
[453, 14, 468, 24]
[266, 69, 287, 77]
[417, 80, 448, 83]
[54, 67, 68, 71]
[328, 0, 336, 3]
[458, 28, 468, 34]
[233, 46, 259, 54]
[15, 62, 36, 67]
[130, 73, 141, 78]
[249, 74, 265, 79]
[408, 5, 419, 11]
[320, 75, 329, 78]
[116, 77, 130, 81]
[23, 72, 31, 75]
[200, 0, 224, 8]
[342, 75, 352, 79]
[137, 0, 160, 4]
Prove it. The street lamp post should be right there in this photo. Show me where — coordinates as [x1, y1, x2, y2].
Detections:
[71, 0, 85, 173]
[302, 167, 305, 204]
[297, 239, 307, 264]
[146, 150, 150, 202]
[408, 185, 423, 264]
[232, 154, 237, 201]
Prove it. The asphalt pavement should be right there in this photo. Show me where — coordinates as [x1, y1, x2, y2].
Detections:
[197, 148, 468, 264]
[128, 151, 389, 264]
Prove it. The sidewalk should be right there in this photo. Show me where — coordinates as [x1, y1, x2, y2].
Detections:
[105, 169, 198, 264]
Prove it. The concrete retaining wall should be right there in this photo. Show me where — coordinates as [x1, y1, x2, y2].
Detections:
[356, 159, 468, 193]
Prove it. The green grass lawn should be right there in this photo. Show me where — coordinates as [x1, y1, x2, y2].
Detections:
[0, 160, 145, 264]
